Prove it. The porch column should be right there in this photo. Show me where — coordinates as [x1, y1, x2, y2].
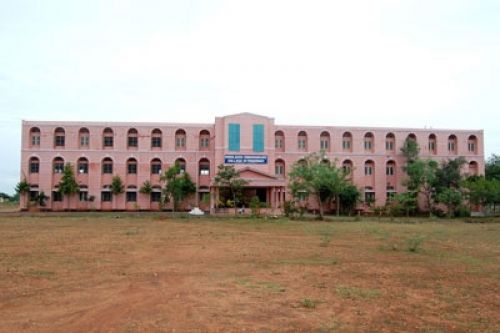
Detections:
[271, 187, 276, 210]
[209, 187, 215, 214]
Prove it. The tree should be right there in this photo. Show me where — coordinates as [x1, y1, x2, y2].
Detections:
[15, 178, 30, 209]
[436, 188, 462, 218]
[289, 152, 347, 220]
[404, 159, 438, 216]
[58, 163, 79, 210]
[161, 164, 196, 212]
[485, 154, 500, 181]
[393, 192, 418, 217]
[213, 164, 249, 215]
[401, 137, 420, 163]
[339, 184, 361, 216]
[111, 175, 124, 210]
[434, 157, 467, 191]
[139, 180, 153, 195]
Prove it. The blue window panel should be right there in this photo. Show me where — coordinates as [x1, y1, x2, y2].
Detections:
[253, 124, 264, 152]
[228, 123, 240, 151]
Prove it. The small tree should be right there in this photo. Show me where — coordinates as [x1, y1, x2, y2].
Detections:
[15, 178, 30, 209]
[139, 180, 153, 195]
[401, 137, 420, 163]
[436, 188, 462, 218]
[214, 164, 249, 215]
[58, 163, 79, 210]
[393, 192, 417, 217]
[161, 164, 196, 212]
[339, 184, 360, 216]
[34, 191, 48, 208]
[289, 153, 347, 220]
[111, 175, 124, 210]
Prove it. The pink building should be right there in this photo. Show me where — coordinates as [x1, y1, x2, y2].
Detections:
[20, 113, 484, 212]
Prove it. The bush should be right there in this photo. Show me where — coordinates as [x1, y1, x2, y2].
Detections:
[283, 200, 298, 218]
[454, 205, 471, 218]
[406, 235, 425, 253]
[249, 196, 263, 217]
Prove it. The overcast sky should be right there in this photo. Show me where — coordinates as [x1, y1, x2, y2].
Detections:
[1, 0, 499, 194]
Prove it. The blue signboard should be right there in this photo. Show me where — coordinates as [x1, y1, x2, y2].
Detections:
[224, 155, 268, 164]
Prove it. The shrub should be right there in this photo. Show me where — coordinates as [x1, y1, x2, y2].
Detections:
[454, 205, 471, 218]
[249, 196, 263, 217]
[406, 235, 425, 253]
[300, 298, 316, 309]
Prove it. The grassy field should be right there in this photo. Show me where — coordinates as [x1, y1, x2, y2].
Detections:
[0, 215, 499, 332]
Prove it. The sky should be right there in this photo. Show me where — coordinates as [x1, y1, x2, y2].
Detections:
[1, 0, 499, 194]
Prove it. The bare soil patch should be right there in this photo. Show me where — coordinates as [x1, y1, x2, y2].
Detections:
[1, 216, 499, 332]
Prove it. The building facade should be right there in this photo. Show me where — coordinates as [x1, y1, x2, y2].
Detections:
[20, 113, 484, 212]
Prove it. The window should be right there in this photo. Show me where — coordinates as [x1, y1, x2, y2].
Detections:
[386, 161, 395, 176]
[102, 158, 113, 174]
[320, 131, 330, 151]
[79, 128, 90, 148]
[127, 128, 138, 148]
[364, 133, 374, 151]
[386, 186, 396, 202]
[199, 158, 210, 176]
[275, 130, 285, 151]
[386, 133, 395, 151]
[151, 191, 161, 202]
[342, 160, 353, 176]
[30, 127, 41, 147]
[228, 123, 240, 151]
[151, 158, 162, 174]
[448, 135, 457, 154]
[428, 134, 437, 154]
[79, 191, 88, 202]
[275, 159, 285, 176]
[103, 128, 114, 148]
[151, 129, 162, 148]
[52, 191, 63, 202]
[175, 129, 186, 150]
[364, 161, 374, 176]
[199, 130, 210, 149]
[176, 158, 186, 173]
[54, 127, 65, 147]
[30, 157, 40, 173]
[468, 135, 478, 154]
[297, 131, 307, 151]
[53, 157, 64, 173]
[364, 187, 375, 203]
[127, 158, 137, 174]
[253, 124, 265, 152]
[469, 161, 479, 176]
[342, 132, 352, 151]
[78, 158, 88, 174]
[29, 190, 39, 201]
[126, 191, 137, 202]
[101, 191, 112, 202]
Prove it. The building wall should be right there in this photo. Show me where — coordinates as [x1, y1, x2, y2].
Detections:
[20, 113, 485, 211]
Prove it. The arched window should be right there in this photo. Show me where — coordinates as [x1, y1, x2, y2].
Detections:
[126, 185, 137, 202]
[297, 131, 307, 151]
[127, 158, 137, 174]
[407, 133, 417, 142]
[342, 132, 352, 152]
[275, 130, 285, 152]
[275, 159, 285, 177]
[103, 128, 114, 148]
[175, 129, 186, 150]
[364, 132, 374, 152]
[53, 157, 64, 174]
[342, 159, 353, 176]
[468, 135, 478, 154]
[364, 160, 375, 176]
[29, 157, 40, 174]
[469, 161, 479, 176]
[127, 128, 138, 148]
[30, 127, 41, 147]
[428, 134, 437, 154]
[199, 130, 210, 150]
[386, 186, 396, 202]
[320, 131, 330, 151]
[385, 133, 395, 152]
[199, 158, 210, 176]
[175, 158, 186, 173]
[77, 157, 89, 174]
[79, 128, 90, 148]
[54, 127, 65, 147]
[151, 158, 162, 175]
[151, 129, 162, 148]
[102, 157, 113, 174]
[448, 135, 457, 154]
[386, 160, 396, 176]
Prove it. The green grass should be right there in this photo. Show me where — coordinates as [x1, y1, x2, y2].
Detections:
[335, 285, 381, 300]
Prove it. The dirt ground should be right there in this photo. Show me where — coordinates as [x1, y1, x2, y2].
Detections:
[0, 215, 499, 332]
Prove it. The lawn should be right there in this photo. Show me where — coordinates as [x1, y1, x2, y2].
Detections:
[0, 215, 499, 332]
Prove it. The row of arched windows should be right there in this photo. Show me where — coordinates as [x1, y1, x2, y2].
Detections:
[29, 127, 211, 150]
[275, 130, 479, 155]
[28, 157, 212, 176]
